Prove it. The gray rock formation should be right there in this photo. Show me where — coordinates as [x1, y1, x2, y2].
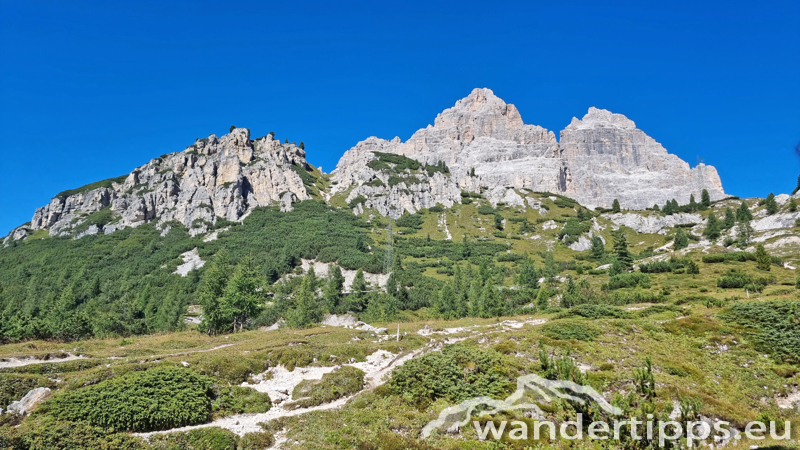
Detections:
[6, 387, 51, 415]
[24, 129, 312, 239]
[333, 88, 725, 216]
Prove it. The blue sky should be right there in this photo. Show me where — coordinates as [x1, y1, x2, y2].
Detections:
[1, 0, 798, 235]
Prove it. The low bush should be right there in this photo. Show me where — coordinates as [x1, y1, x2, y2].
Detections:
[541, 320, 601, 341]
[211, 386, 271, 418]
[148, 427, 239, 450]
[604, 272, 651, 290]
[720, 301, 800, 363]
[289, 366, 364, 409]
[38, 367, 215, 432]
[389, 344, 511, 405]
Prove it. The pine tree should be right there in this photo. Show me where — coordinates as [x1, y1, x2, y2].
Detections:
[468, 280, 483, 317]
[612, 230, 633, 270]
[686, 259, 700, 275]
[755, 244, 771, 271]
[674, 228, 689, 250]
[494, 213, 504, 230]
[653, 204, 660, 212]
[688, 194, 698, 212]
[517, 259, 540, 289]
[723, 207, 736, 229]
[590, 236, 606, 259]
[704, 213, 721, 240]
[560, 275, 578, 308]
[436, 284, 457, 319]
[700, 189, 711, 209]
[481, 281, 503, 318]
[543, 252, 559, 285]
[736, 201, 753, 222]
[765, 193, 778, 215]
[197, 250, 231, 334]
[385, 272, 398, 297]
[612, 199, 621, 213]
[299, 141, 305, 150]
[662, 201, 674, 215]
[306, 266, 319, 292]
[535, 286, 550, 311]
[736, 220, 753, 249]
[793, 174, 800, 196]
[790, 198, 798, 212]
[323, 264, 344, 314]
[220, 256, 263, 332]
[349, 269, 368, 312]
[289, 273, 322, 328]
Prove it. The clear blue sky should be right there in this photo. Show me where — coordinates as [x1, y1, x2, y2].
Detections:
[1, 0, 798, 235]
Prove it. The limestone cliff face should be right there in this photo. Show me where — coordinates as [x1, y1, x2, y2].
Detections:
[27, 128, 311, 238]
[333, 88, 725, 214]
[559, 107, 725, 209]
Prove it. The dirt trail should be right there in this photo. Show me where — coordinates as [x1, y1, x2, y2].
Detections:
[0, 353, 86, 370]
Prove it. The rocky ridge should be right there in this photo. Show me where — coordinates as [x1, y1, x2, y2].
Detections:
[332, 88, 725, 215]
[10, 129, 313, 240]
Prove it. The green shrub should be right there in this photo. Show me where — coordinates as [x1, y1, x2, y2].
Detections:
[395, 212, 424, 230]
[604, 272, 651, 290]
[10, 416, 145, 450]
[0, 373, 55, 410]
[55, 175, 128, 199]
[716, 269, 753, 289]
[148, 427, 238, 450]
[702, 252, 755, 263]
[38, 367, 215, 432]
[289, 366, 364, 409]
[721, 301, 800, 364]
[211, 386, 271, 418]
[558, 218, 591, 245]
[557, 304, 630, 319]
[347, 195, 367, 209]
[541, 320, 601, 341]
[477, 205, 495, 215]
[389, 344, 511, 405]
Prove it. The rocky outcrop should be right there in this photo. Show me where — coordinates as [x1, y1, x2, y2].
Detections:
[559, 107, 725, 209]
[333, 88, 725, 215]
[6, 387, 51, 415]
[23, 129, 312, 239]
[606, 212, 703, 234]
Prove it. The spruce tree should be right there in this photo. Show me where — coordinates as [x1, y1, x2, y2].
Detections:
[674, 227, 689, 250]
[612, 199, 621, 213]
[220, 256, 263, 332]
[197, 250, 231, 334]
[349, 269, 368, 312]
[736, 221, 753, 249]
[518, 259, 540, 289]
[688, 194, 698, 212]
[755, 244, 771, 271]
[723, 207, 736, 229]
[590, 235, 605, 259]
[704, 213, 721, 240]
[736, 201, 753, 222]
[543, 252, 559, 285]
[535, 287, 549, 311]
[468, 280, 483, 317]
[700, 189, 711, 210]
[662, 201, 673, 215]
[290, 273, 321, 328]
[653, 204, 660, 212]
[323, 264, 344, 314]
[790, 198, 798, 212]
[612, 230, 633, 270]
[437, 284, 457, 319]
[481, 281, 504, 318]
[494, 213, 504, 230]
[793, 174, 800, 196]
[765, 193, 778, 215]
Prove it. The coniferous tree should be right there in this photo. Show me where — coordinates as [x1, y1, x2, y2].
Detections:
[612, 199, 621, 213]
[688, 194, 698, 212]
[736, 221, 753, 249]
[543, 252, 559, 285]
[765, 193, 778, 215]
[790, 198, 798, 212]
[736, 201, 753, 222]
[323, 264, 344, 313]
[289, 273, 322, 328]
[349, 269, 368, 312]
[673, 227, 689, 250]
[560, 275, 578, 308]
[653, 204, 660, 212]
[436, 284, 457, 319]
[385, 272, 398, 298]
[590, 236, 606, 259]
[793, 174, 800, 195]
[220, 256, 263, 332]
[662, 201, 674, 215]
[723, 207, 736, 229]
[481, 281, 503, 318]
[704, 213, 721, 240]
[700, 189, 711, 210]
[468, 280, 483, 317]
[494, 213, 504, 230]
[306, 266, 319, 292]
[197, 250, 231, 334]
[612, 230, 633, 270]
[755, 244, 771, 271]
[535, 287, 550, 311]
[517, 259, 540, 289]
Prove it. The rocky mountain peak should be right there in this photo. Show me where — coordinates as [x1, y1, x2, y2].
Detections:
[565, 107, 637, 131]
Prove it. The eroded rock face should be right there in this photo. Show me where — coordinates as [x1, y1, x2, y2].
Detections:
[26, 129, 311, 238]
[333, 88, 725, 215]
